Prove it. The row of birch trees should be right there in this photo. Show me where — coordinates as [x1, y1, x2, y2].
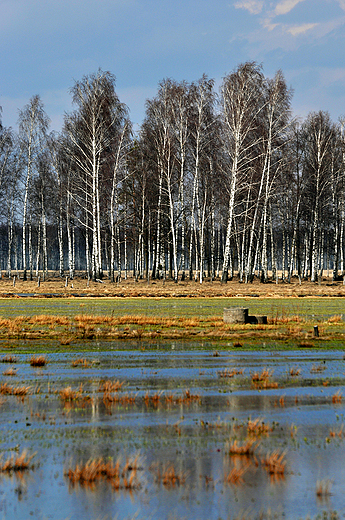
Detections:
[0, 63, 345, 283]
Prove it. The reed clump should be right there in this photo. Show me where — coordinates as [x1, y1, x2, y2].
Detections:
[29, 315, 70, 326]
[289, 366, 301, 376]
[0, 450, 36, 472]
[0, 382, 30, 396]
[247, 418, 272, 437]
[103, 392, 136, 406]
[71, 358, 91, 368]
[66, 456, 140, 490]
[99, 380, 125, 392]
[251, 368, 278, 389]
[261, 450, 287, 475]
[316, 479, 333, 497]
[332, 391, 342, 404]
[59, 384, 91, 403]
[154, 464, 187, 487]
[228, 439, 259, 456]
[3, 367, 17, 376]
[0, 355, 18, 363]
[224, 464, 250, 485]
[328, 315, 342, 323]
[29, 355, 47, 367]
[218, 368, 244, 378]
[310, 363, 326, 373]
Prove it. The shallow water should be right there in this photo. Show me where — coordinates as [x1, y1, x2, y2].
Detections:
[0, 342, 345, 519]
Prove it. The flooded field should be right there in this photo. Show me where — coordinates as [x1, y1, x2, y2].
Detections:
[0, 340, 344, 519]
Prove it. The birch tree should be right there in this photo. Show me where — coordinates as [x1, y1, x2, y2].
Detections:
[64, 69, 129, 280]
[220, 62, 265, 282]
[18, 95, 49, 280]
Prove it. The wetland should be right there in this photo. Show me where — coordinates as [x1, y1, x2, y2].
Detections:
[0, 295, 344, 519]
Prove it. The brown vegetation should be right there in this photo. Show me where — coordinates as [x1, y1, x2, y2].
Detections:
[228, 439, 259, 456]
[224, 464, 250, 485]
[3, 367, 17, 376]
[247, 418, 272, 437]
[29, 355, 47, 367]
[154, 464, 187, 487]
[71, 358, 91, 368]
[66, 456, 140, 490]
[0, 355, 18, 363]
[0, 383, 30, 396]
[0, 272, 345, 298]
[0, 450, 36, 472]
[261, 450, 287, 475]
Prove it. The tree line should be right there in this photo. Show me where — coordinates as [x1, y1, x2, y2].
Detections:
[0, 62, 344, 284]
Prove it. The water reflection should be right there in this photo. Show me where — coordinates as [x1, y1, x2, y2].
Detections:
[0, 344, 344, 519]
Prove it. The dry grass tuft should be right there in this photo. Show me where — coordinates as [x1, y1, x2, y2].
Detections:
[0, 383, 30, 396]
[247, 418, 272, 437]
[29, 355, 47, 367]
[261, 450, 287, 475]
[66, 456, 140, 490]
[0, 450, 36, 472]
[71, 358, 91, 368]
[154, 464, 187, 487]
[3, 367, 17, 376]
[59, 384, 91, 403]
[251, 368, 278, 389]
[332, 391, 342, 404]
[228, 439, 259, 456]
[316, 479, 333, 497]
[310, 363, 326, 373]
[224, 463, 250, 485]
[329, 425, 344, 438]
[218, 368, 244, 378]
[0, 355, 18, 363]
[289, 366, 301, 376]
[328, 315, 342, 323]
[99, 380, 125, 392]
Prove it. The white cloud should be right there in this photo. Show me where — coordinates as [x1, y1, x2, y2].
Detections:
[287, 22, 318, 35]
[337, 1, 345, 10]
[234, 0, 264, 15]
[275, 0, 306, 16]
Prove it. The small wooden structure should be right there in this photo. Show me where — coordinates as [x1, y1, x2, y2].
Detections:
[223, 307, 267, 325]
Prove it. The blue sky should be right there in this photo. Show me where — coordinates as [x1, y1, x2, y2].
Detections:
[1, 0, 345, 133]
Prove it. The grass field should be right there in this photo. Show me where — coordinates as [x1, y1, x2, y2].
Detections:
[0, 273, 344, 345]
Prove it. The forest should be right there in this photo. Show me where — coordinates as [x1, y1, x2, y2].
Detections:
[0, 61, 344, 284]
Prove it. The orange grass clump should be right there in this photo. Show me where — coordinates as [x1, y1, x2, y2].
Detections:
[332, 391, 342, 404]
[99, 380, 125, 392]
[328, 315, 342, 323]
[261, 450, 287, 475]
[29, 315, 69, 326]
[71, 358, 91, 368]
[59, 384, 91, 403]
[0, 450, 36, 472]
[0, 355, 18, 363]
[228, 439, 259, 456]
[310, 363, 326, 373]
[289, 367, 301, 376]
[224, 464, 250, 485]
[3, 367, 17, 376]
[218, 368, 244, 378]
[247, 418, 272, 437]
[29, 355, 47, 367]
[103, 392, 136, 406]
[66, 456, 140, 490]
[251, 368, 278, 389]
[154, 464, 187, 487]
[316, 479, 333, 497]
[0, 382, 30, 396]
